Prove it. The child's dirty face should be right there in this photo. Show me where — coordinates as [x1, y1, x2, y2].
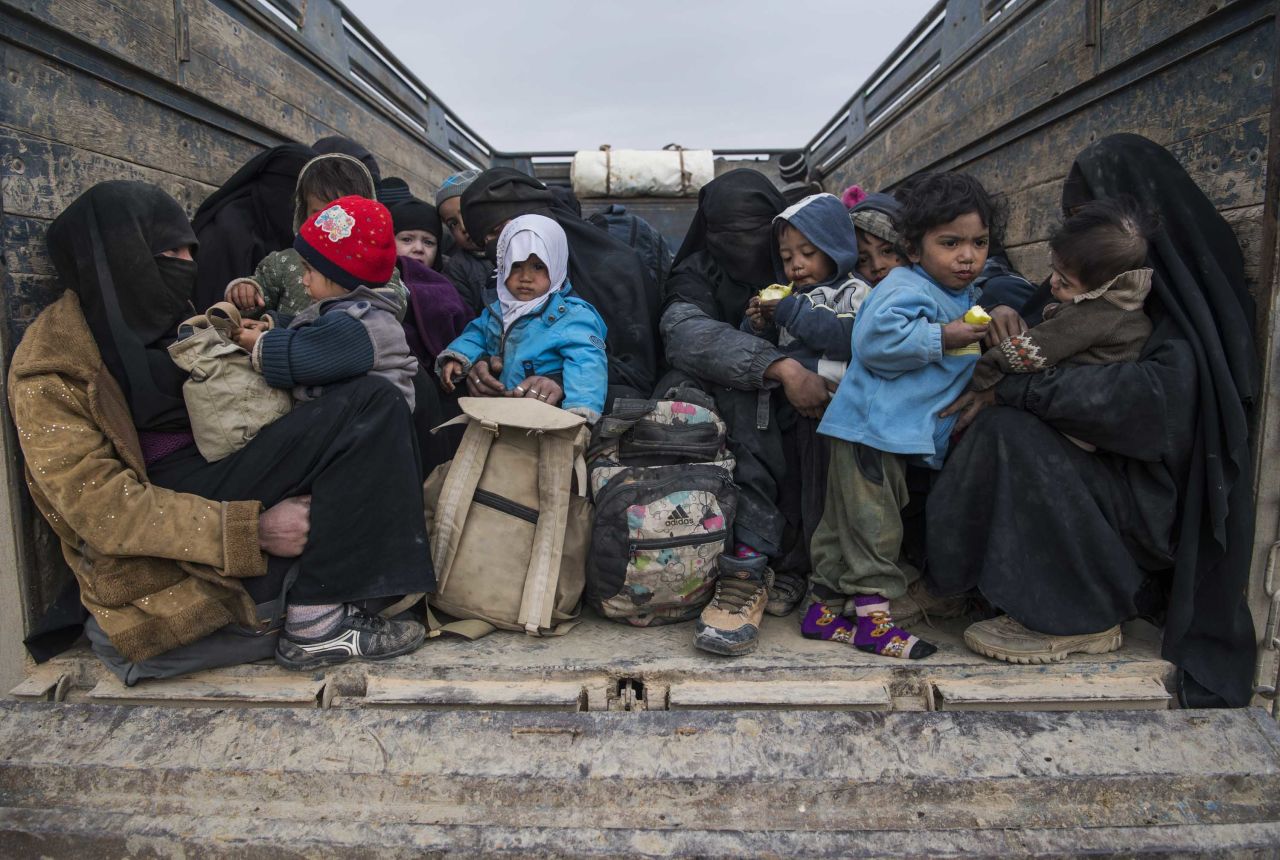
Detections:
[856, 230, 905, 286]
[395, 229, 438, 266]
[909, 212, 989, 291]
[301, 259, 348, 301]
[777, 224, 836, 288]
[506, 253, 552, 301]
[438, 197, 478, 252]
[1049, 254, 1090, 302]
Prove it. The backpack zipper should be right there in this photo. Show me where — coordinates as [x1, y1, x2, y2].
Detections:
[474, 488, 538, 524]
[629, 529, 728, 556]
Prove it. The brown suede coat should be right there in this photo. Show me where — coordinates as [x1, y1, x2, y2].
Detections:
[8, 292, 267, 662]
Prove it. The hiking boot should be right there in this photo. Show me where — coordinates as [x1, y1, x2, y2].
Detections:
[963, 615, 1122, 665]
[890, 579, 970, 627]
[765, 569, 807, 617]
[694, 555, 772, 656]
[275, 604, 427, 671]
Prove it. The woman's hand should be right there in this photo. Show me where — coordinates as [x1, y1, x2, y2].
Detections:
[509, 376, 565, 406]
[940, 388, 997, 433]
[227, 279, 264, 312]
[983, 305, 1028, 348]
[464, 358, 507, 397]
[258, 495, 310, 557]
[766, 358, 829, 419]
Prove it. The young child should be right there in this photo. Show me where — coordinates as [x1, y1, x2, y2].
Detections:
[436, 214, 608, 423]
[387, 197, 474, 370]
[968, 198, 1153, 413]
[849, 192, 908, 286]
[235, 195, 418, 410]
[740, 192, 870, 615]
[436, 169, 496, 315]
[225, 153, 409, 318]
[802, 172, 996, 660]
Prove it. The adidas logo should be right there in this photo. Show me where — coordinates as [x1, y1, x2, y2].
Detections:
[665, 505, 696, 528]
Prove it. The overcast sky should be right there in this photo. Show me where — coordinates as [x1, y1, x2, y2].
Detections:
[345, 1, 939, 153]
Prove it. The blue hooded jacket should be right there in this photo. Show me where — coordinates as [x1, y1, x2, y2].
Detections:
[741, 193, 872, 381]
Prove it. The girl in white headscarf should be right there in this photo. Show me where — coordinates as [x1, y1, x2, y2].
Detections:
[437, 214, 609, 422]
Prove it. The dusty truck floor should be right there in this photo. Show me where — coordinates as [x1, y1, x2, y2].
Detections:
[12, 610, 1176, 713]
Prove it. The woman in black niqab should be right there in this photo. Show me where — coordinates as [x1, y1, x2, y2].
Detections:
[47, 180, 198, 432]
[190, 143, 314, 308]
[667, 168, 785, 327]
[926, 133, 1257, 707]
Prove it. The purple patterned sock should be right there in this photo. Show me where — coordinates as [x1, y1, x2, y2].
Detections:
[800, 602, 857, 643]
[851, 595, 936, 660]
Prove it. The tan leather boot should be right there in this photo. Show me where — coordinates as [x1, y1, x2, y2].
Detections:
[963, 615, 1122, 664]
[694, 555, 772, 656]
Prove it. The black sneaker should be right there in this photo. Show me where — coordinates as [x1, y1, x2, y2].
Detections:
[275, 605, 426, 671]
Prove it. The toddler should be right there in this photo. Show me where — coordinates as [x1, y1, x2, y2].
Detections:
[968, 198, 1153, 415]
[802, 172, 996, 660]
[235, 195, 418, 409]
[225, 153, 408, 318]
[437, 214, 608, 422]
[743, 192, 870, 386]
[848, 192, 908, 286]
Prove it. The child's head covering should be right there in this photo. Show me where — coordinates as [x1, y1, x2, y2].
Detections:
[435, 168, 482, 206]
[849, 191, 904, 247]
[496, 214, 569, 332]
[842, 185, 868, 209]
[388, 198, 441, 239]
[294, 195, 396, 291]
[771, 193, 860, 286]
[376, 177, 414, 206]
[311, 136, 381, 184]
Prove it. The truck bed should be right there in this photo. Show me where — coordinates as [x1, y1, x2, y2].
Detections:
[13, 612, 1175, 714]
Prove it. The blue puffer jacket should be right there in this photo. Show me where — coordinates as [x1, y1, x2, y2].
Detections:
[437, 283, 609, 422]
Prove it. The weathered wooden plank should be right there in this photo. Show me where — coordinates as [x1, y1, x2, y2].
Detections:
[932, 675, 1172, 711]
[358, 678, 588, 711]
[5, 273, 62, 334]
[85, 673, 325, 706]
[1, 216, 52, 277]
[0, 134, 214, 221]
[668, 680, 892, 711]
[0, 43, 256, 186]
[1099, 0, 1230, 70]
[15, 0, 178, 81]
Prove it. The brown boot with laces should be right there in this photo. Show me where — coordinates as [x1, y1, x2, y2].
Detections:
[694, 554, 772, 656]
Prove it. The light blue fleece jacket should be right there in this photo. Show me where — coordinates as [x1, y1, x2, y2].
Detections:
[817, 264, 981, 469]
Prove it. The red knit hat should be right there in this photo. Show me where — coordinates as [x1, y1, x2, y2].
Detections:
[293, 195, 396, 291]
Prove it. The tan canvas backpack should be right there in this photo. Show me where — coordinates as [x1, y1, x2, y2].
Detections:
[167, 303, 292, 462]
[423, 397, 592, 637]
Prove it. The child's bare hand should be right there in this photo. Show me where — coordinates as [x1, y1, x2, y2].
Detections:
[439, 360, 464, 393]
[942, 320, 989, 350]
[744, 297, 767, 332]
[758, 298, 781, 322]
[227, 279, 264, 311]
[235, 323, 264, 351]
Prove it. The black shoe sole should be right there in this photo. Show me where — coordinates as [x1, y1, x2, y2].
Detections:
[274, 625, 427, 672]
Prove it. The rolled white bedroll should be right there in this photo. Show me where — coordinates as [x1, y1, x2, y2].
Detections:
[571, 145, 714, 198]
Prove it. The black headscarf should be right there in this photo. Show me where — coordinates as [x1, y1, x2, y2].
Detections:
[666, 168, 786, 327]
[48, 181, 198, 431]
[460, 168, 659, 398]
[1067, 133, 1257, 707]
[190, 143, 314, 308]
[312, 136, 381, 185]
